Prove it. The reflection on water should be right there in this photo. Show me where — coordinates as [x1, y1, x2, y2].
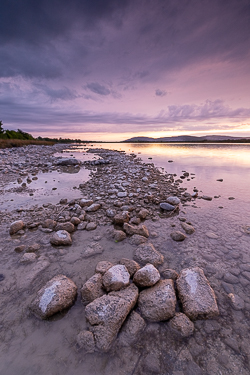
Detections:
[100, 143, 250, 214]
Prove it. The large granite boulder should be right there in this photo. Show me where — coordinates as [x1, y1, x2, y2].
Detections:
[133, 264, 160, 287]
[50, 230, 72, 246]
[85, 284, 139, 352]
[134, 243, 164, 267]
[138, 280, 176, 321]
[176, 267, 219, 320]
[81, 273, 105, 305]
[102, 265, 130, 292]
[30, 275, 77, 319]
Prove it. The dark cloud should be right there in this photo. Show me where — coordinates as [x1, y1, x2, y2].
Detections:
[0, 0, 249, 80]
[85, 82, 111, 96]
[155, 89, 167, 97]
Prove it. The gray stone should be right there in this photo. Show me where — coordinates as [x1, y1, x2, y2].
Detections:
[82, 242, 103, 257]
[19, 252, 37, 263]
[133, 264, 160, 287]
[181, 222, 195, 234]
[50, 230, 72, 246]
[86, 203, 101, 212]
[129, 234, 148, 245]
[95, 261, 114, 275]
[228, 293, 245, 310]
[42, 219, 57, 229]
[86, 222, 97, 231]
[223, 272, 239, 284]
[119, 258, 140, 276]
[138, 280, 176, 322]
[117, 192, 127, 198]
[170, 231, 186, 241]
[55, 222, 75, 233]
[56, 158, 80, 166]
[169, 313, 194, 337]
[71, 217, 81, 225]
[81, 273, 105, 305]
[134, 243, 164, 267]
[160, 202, 175, 211]
[161, 269, 179, 280]
[30, 274, 77, 319]
[76, 330, 95, 353]
[113, 211, 130, 225]
[113, 230, 126, 242]
[85, 284, 138, 352]
[176, 267, 219, 320]
[79, 199, 93, 207]
[106, 208, 116, 218]
[77, 222, 87, 230]
[138, 209, 149, 219]
[118, 311, 146, 346]
[9, 220, 24, 235]
[201, 195, 213, 201]
[123, 223, 149, 238]
[166, 196, 181, 205]
[103, 265, 130, 292]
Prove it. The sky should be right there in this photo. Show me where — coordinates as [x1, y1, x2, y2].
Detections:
[0, 0, 250, 141]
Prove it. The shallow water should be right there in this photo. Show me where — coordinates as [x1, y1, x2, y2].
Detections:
[1, 143, 250, 375]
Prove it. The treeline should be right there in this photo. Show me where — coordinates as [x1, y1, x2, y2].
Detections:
[37, 136, 85, 143]
[0, 121, 34, 140]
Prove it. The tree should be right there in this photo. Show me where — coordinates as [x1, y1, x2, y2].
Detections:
[0, 120, 4, 134]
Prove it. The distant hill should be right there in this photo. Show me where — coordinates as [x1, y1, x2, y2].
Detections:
[123, 135, 249, 142]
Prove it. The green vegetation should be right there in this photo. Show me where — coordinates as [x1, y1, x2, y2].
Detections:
[0, 121, 34, 140]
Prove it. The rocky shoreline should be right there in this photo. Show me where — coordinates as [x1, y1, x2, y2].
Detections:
[0, 144, 250, 375]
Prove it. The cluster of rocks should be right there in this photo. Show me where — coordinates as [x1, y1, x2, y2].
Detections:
[30, 253, 219, 353]
[3, 147, 198, 246]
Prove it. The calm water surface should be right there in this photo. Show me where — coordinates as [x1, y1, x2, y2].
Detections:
[98, 142, 250, 215]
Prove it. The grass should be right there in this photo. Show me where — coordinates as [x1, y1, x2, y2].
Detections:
[0, 139, 55, 149]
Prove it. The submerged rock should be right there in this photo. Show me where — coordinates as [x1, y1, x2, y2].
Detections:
[118, 311, 146, 347]
[170, 231, 186, 241]
[169, 312, 194, 337]
[138, 279, 176, 322]
[134, 243, 164, 267]
[123, 223, 149, 238]
[50, 230, 72, 246]
[76, 330, 95, 353]
[176, 267, 219, 320]
[30, 274, 77, 319]
[86, 203, 101, 212]
[85, 284, 138, 352]
[181, 222, 195, 234]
